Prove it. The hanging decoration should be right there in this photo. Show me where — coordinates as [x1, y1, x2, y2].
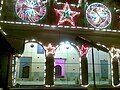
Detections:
[15, 0, 46, 22]
[54, 2, 80, 26]
[79, 44, 89, 57]
[86, 3, 112, 28]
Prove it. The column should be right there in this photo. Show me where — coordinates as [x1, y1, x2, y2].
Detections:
[110, 47, 119, 86]
[81, 55, 88, 85]
[45, 43, 55, 86]
[45, 54, 54, 85]
[80, 44, 89, 85]
[112, 57, 119, 85]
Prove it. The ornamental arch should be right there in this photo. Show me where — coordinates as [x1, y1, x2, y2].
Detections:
[87, 47, 111, 85]
[54, 41, 81, 85]
[14, 41, 46, 85]
[12, 40, 113, 86]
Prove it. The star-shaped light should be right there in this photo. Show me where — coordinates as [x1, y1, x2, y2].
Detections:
[110, 47, 118, 59]
[80, 44, 89, 57]
[44, 43, 56, 55]
[54, 2, 80, 26]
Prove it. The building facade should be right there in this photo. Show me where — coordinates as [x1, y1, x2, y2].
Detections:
[0, 0, 120, 89]
[13, 40, 112, 87]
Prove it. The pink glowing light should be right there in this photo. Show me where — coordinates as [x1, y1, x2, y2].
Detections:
[55, 58, 65, 77]
[80, 44, 89, 57]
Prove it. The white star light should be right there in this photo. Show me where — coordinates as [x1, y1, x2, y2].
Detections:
[44, 43, 56, 55]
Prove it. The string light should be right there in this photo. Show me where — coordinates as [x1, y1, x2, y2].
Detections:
[0, 20, 120, 32]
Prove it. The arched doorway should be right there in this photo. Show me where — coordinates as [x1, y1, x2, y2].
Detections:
[54, 42, 81, 85]
[87, 48, 111, 85]
[14, 41, 46, 85]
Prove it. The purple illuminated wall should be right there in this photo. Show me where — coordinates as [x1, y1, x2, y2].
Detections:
[55, 58, 65, 76]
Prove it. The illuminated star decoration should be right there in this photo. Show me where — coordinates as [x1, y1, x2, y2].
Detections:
[80, 44, 89, 57]
[54, 2, 80, 26]
[45, 43, 56, 55]
[110, 47, 118, 59]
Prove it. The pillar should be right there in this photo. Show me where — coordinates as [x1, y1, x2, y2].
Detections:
[112, 57, 119, 85]
[0, 51, 12, 90]
[8, 53, 13, 88]
[81, 55, 88, 85]
[45, 54, 54, 85]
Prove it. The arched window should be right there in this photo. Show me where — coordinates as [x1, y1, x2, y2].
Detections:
[37, 44, 44, 54]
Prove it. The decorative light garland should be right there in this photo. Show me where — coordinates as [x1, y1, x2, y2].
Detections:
[44, 43, 56, 56]
[0, 1, 119, 87]
[0, 20, 120, 32]
[12, 39, 120, 87]
[0, 0, 119, 87]
[86, 3, 112, 29]
[15, 0, 46, 22]
[79, 44, 89, 57]
[54, 2, 80, 26]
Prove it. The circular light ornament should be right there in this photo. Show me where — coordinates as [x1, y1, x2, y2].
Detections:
[15, 0, 46, 22]
[86, 3, 112, 28]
